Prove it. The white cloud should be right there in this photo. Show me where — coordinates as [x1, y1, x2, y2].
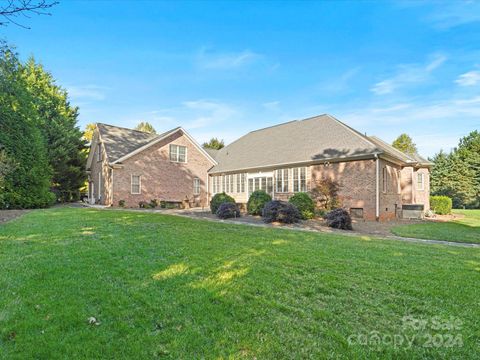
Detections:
[340, 94, 480, 156]
[371, 54, 447, 95]
[67, 85, 108, 101]
[426, 2, 480, 29]
[262, 101, 280, 111]
[455, 70, 480, 86]
[196, 48, 262, 70]
[130, 99, 238, 134]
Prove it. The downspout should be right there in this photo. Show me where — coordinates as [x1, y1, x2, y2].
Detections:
[111, 167, 114, 207]
[375, 154, 380, 221]
[206, 174, 209, 208]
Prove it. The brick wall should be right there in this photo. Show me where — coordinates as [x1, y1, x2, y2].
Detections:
[379, 159, 402, 221]
[111, 131, 213, 208]
[89, 137, 110, 205]
[311, 159, 377, 220]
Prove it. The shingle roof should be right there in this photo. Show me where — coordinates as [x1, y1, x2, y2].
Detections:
[204, 148, 220, 160]
[368, 136, 433, 166]
[97, 123, 177, 163]
[209, 114, 382, 173]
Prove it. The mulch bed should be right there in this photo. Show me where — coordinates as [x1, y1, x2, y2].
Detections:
[0, 210, 29, 224]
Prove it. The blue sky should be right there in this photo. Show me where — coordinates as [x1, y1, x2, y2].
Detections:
[3, 0, 480, 156]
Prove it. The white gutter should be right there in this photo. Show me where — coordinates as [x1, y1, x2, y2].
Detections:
[375, 154, 380, 221]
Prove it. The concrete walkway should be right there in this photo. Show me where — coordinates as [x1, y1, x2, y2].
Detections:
[81, 204, 480, 249]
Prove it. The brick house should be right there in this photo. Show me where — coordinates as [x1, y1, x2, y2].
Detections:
[86, 124, 217, 208]
[86, 114, 431, 220]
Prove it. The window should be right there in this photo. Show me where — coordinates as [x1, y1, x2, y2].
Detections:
[275, 169, 289, 193]
[293, 167, 307, 192]
[98, 172, 102, 199]
[248, 176, 273, 196]
[237, 173, 246, 193]
[223, 175, 228, 193]
[213, 176, 221, 194]
[417, 173, 424, 191]
[382, 167, 387, 193]
[228, 174, 234, 193]
[97, 143, 102, 161]
[193, 178, 200, 195]
[169, 144, 187, 162]
[131, 175, 141, 194]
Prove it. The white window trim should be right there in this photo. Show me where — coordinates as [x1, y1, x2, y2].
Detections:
[169, 144, 187, 163]
[292, 167, 307, 192]
[417, 173, 425, 191]
[131, 174, 141, 194]
[98, 172, 102, 200]
[193, 178, 200, 195]
[382, 167, 387, 193]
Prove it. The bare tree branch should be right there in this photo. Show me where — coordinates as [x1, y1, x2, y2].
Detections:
[0, 0, 58, 28]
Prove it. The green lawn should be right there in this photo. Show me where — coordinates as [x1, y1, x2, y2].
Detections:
[391, 210, 480, 244]
[0, 208, 479, 359]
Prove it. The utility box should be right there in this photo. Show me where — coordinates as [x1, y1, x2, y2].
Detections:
[402, 204, 424, 219]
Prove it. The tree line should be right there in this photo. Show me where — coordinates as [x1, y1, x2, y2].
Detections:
[0, 43, 86, 209]
[392, 132, 480, 209]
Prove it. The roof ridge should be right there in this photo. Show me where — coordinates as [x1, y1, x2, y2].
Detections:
[368, 135, 416, 162]
[249, 119, 298, 133]
[325, 114, 380, 150]
[97, 122, 157, 136]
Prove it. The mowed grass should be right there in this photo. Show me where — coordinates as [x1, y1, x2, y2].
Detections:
[392, 210, 480, 244]
[0, 208, 479, 359]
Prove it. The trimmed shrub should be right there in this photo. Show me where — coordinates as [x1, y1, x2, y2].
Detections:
[210, 192, 235, 214]
[430, 196, 452, 215]
[324, 208, 353, 230]
[247, 190, 272, 215]
[118, 199, 125, 207]
[289, 192, 315, 219]
[216, 202, 241, 219]
[150, 199, 158, 208]
[262, 200, 300, 224]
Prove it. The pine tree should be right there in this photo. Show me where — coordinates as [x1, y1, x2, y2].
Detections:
[392, 134, 417, 155]
[0, 48, 54, 208]
[202, 137, 225, 150]
[22, 58, 87, 202]
[135, 121, 156, 134]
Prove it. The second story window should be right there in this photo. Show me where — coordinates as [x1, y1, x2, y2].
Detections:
[97, 143, 102, 161]
[417, 173, 424, 191]
[170, 144, 187, 163]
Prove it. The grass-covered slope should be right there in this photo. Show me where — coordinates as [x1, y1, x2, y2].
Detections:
[0, 207, 478, 358]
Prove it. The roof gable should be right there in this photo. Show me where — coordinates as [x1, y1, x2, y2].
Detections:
[97, 123, 158, 163]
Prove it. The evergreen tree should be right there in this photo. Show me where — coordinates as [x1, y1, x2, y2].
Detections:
[456, 131, 480, 207]
[135, 121, 156, 134]
[0, 48, 54, 208]
[202, 137, 225, 150]
[392, 133, 417, 155]
[22, 58, 87, 202]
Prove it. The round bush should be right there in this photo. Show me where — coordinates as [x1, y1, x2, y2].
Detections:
[247, 190, 272, 215]
[288, 192, 315, 219]
[210, 192, 235, 214]
[216, 202, 241, 219]
[324, 208, 352, 230]
[262, 200, 300, 224]
[430, 196, 452, 215]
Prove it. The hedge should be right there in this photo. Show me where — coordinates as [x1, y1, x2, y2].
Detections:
[430, 196, 452, 215]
